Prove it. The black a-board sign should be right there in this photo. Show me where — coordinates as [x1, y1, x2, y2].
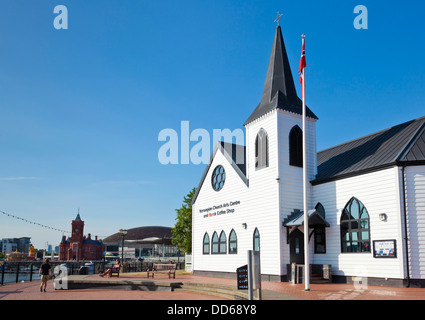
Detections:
[237, 264, 248, 290]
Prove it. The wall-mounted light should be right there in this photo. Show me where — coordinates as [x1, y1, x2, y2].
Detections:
[379, 213, 387, 222]
[276, 177, 280, 183]
[242, 223, 247, 229]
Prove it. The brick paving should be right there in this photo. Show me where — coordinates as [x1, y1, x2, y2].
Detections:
[2, 273, 425, 300]
[0, 280, 225, 300]
[177, 274, 425, 300]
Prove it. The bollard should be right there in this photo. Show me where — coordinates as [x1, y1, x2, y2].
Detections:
[15, 264, 20, 283]
[30, 264, 34, 282]
[1, 264, 4, 285]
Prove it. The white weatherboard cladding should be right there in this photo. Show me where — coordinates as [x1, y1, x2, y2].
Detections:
[404, 165, 425, 279]
[311, 167, 405, 279]
[245, 111, 280, 276]
[192, 149, 250, 273]
[193, 111, 281, 276]
[192, 106, 424, 282]
[277, 110, 317, 272]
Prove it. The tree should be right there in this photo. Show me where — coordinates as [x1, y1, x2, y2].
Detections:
[171, 188, 195, 254]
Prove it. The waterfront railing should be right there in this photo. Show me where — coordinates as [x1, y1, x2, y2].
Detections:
[0, 260, 184, 285]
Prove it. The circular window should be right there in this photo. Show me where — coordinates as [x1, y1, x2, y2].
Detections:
[211, 165, 226, 191]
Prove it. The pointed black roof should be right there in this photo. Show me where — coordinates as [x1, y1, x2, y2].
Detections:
[74, 213, 82, 222]
[245, 26, 317, 126]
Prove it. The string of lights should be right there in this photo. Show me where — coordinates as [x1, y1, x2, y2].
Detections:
[0, 209, 110, 239]
[0, 209, 71, 234]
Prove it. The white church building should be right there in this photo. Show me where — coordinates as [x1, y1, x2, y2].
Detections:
[191, 25, 425, 287]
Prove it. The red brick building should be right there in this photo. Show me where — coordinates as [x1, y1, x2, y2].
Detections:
[59, 214, 105, 261]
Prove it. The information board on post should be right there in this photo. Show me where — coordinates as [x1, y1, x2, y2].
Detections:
[247, 250, 262, 300]
[251, 251, 261, 291]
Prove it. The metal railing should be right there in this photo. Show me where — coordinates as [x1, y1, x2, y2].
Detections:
[0, 260, 185, 285]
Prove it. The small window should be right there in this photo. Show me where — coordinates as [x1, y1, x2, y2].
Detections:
[314, 203, 326, 254]
[315, 202, 325, 219]
[289, 125, 303, 167]
[314, 227, 326, 254]
[203, 233, 210, 254]
[253, 228, 260, 252]
[255, 129, 269, 169]
[219, 231, 227, 254]
[211, 232, 219, 254]
[229, 229, 237, 254]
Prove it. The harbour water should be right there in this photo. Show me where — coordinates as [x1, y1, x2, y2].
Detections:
[1, 273, 41, 285]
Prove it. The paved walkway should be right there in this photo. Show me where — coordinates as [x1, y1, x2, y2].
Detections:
[1, 273, 425, 300]
[179, 274, 425, 300]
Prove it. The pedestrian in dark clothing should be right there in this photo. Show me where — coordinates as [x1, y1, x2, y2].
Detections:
[39, 258, 52, 292]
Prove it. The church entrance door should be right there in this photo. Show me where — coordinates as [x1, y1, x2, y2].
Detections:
[289, 228, 304, 264]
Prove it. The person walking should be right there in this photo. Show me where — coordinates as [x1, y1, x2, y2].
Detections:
[39, 258, 52, 292]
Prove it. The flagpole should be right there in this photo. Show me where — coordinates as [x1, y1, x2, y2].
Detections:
[301, 34, 310, 291]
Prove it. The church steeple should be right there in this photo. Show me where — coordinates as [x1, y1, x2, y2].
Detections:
[245, 25, 317, 126]
[260, 25, 298, 107]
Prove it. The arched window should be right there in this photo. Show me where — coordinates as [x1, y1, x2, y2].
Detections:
[203, 233, 210, 254]
[314, 203, 326, 253]
[219, 231, 227, 254]
[315, 202, 325, 219]
[211, 232, 219, 254]
[229, 229, 237, 254]
[253, 228, 260, 252]
[340, 197, 371, 253]
[289, 125, 303, 167]
[255, 129, 269, 169]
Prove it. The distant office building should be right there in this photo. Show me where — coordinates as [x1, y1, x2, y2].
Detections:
[1, 240, 17, 254]
[1, 237, 31, 254]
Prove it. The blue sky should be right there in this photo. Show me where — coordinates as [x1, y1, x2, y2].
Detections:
[0, 1, 424, 249]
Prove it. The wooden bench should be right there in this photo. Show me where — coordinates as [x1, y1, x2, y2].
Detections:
[147, 263, 176, 279]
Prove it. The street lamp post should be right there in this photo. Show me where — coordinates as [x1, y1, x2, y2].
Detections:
[119, 229, 127, 264]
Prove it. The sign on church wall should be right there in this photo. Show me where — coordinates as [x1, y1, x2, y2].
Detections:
[373, 240, 397, 258]
[199, 201, 241, 219]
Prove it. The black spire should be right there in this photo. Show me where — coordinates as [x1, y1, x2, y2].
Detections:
[261, 25, 298, 107]
[245, 26, 317, 126]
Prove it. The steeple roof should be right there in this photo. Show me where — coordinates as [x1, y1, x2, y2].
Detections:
[245, 26, 317, 126]
[75, 213, 82, 222]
